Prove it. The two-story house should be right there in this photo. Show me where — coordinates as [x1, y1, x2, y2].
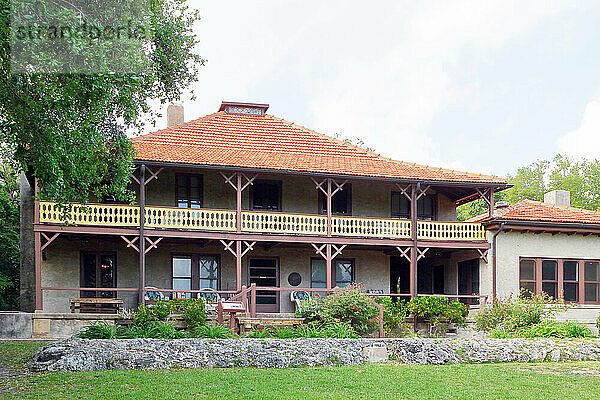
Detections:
[21, 101, 509, 314]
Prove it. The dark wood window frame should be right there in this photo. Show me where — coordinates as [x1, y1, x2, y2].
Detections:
[310, 258, 355, 288]
[318, 183, 352, 216]
[175, 173, 203, 209]
[519, 257, 600, 304]
[250, 179, 283, 211]
[171, 254, 221, 297]
[390, 191, 437, 220]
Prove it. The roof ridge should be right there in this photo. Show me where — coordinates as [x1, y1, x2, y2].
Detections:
[266, 114, 504, 182]
[265, 114, 380, 158]
[131, 111, 224, 142]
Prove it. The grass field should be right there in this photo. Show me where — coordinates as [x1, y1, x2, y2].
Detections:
[2, 341, 600, 399]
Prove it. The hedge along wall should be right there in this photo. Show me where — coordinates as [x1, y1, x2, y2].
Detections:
[30, 337, 600, 371]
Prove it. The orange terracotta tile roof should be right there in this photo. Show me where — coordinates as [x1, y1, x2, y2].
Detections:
[132, 106, 507, 184]
[468, 199, 600, 224]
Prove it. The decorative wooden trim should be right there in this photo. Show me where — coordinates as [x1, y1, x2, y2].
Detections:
[311, 243, 327, 259]
[240, 241, 256, 257]
[416, 184, 430, 201]
[477, 248, 489, 264]
[220, 240, 236, 257]
[394, 183, 412, 201]
[144, 166, 163, 186]
[396, 246, 411, 262]
[417, 247, 429, 261]
[144, 237, 163, 254]
[40, 232, 60, 252]
[331, 244, 346, 259]
[120, 236, 140, 253]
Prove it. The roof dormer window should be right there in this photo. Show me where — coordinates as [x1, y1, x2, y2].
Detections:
[219, 101, 269, 116]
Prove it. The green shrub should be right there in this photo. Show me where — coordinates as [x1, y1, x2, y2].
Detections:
[407, 296, 468, 326]
[298, 283, 379, 335]
[172, 298, 206, 329]
[118, 321, 187, 339]
[322, 321, 359, 338]
[374, 297, 408, 333]
[77, 321, 120, 339]
[518, 321, 594, 338]
[132, 299, 206, 329]
[193, 324, 233, 339]
[474, 292, 566, 332]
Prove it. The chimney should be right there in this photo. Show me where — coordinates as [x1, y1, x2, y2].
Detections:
[544, 190, 570, 207]
[167, 103, 184, 127]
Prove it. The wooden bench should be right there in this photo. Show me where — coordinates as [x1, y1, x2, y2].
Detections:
[70, 298, 124, 314]
[237, 316, 304, 335]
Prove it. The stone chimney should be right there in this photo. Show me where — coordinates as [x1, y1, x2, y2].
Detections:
[544, 190, 570, 207]
[167, 103, 184, 127]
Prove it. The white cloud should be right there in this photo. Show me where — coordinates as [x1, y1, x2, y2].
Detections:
[557, 96, 600, 158]
[148, 0, 600, 173]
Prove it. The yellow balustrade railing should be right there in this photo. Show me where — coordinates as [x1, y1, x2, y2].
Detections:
[144, 207, 236, 231]
[332, 216, 412, 239]
[417, 221, 486, 241]
[38, 201, 140, 226]
[38, 202, 486, 241]
[241, 211, 327, 235]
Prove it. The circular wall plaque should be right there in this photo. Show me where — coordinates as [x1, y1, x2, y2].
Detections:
[287, 272, 302, 287]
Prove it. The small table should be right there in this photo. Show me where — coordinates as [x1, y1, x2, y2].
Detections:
[70, 298, 124, 314]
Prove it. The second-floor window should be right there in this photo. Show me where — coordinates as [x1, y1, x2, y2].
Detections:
[251, 180, 282, 211]
[318, 183, 352, 215]
[391, 192, 435, 220]
[176, 174, 203, 208]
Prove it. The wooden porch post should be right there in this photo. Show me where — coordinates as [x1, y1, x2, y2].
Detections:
[236, 240, 242, 291]
[326, 243, 332, 290]
[34, 231, 42, 310]
[138, 164, 146, 304]
[236, 172, 242, 233]
[326, 178, 332, 237]
[410, 183, 418, 298]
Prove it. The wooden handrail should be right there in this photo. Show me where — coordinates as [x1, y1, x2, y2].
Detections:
[38, 201, 486, 242]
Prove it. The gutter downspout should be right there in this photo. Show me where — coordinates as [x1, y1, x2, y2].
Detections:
[491, 222, 505, 300]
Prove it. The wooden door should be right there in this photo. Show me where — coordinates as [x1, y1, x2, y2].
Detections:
[248, 258, 279, 313]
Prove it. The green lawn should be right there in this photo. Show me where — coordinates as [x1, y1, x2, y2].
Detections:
[2, 341, 600, 399]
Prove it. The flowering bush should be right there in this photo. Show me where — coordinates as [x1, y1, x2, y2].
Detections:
[474, 291, 567, 332]
[298, 283, 380, 335]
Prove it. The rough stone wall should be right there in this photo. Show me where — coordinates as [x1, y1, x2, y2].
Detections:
[30, 337, 600, 372]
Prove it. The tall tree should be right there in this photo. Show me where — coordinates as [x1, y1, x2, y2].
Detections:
[0, 0, 204, 203]
[0, 150, 19, 310]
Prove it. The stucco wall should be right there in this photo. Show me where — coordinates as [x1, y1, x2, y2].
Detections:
[41, 240, 393, 314]
[481, 230, 600, 300]
[41, 235, 485, 314]
[138, 167, 457, 220]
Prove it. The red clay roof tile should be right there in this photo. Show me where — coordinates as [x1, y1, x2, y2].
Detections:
[132, 110, 507, 184]
[468, 199, 600, 224]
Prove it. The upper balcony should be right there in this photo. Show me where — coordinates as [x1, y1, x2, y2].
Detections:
[38, 201, 486, 242]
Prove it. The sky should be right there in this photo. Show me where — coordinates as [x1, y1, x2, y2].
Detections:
[151, 0, 600, 178]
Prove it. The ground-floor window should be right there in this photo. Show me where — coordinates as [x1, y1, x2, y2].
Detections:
[519, 257, 600, 303]
[172, 255, 219, 298]
[310, 259, 354, 290]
